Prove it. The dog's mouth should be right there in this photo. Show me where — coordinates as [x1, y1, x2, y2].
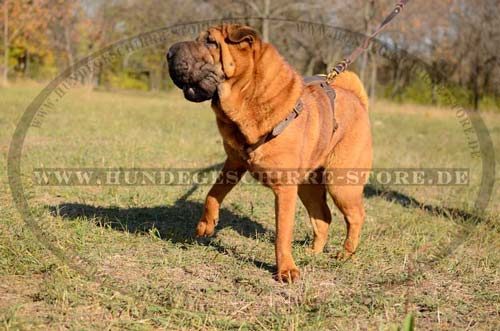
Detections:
[167, 41, 224, 103]
[181, 82, 215, 103]
[178, 69, 221, 102]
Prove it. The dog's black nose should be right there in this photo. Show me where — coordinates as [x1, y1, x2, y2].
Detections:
[167, 48, 175, 60]
[167, 42, 184, 61]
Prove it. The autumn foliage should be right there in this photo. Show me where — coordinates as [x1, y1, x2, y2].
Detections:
[1, 0, 499, 111]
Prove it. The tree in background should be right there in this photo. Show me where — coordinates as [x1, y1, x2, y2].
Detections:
[1, 0, 91, 85]
[1, 0, 51, 85]
[47, 0, 90, 69]
[0, 0, 499, 111]
[450, 0, 500, 110]
[333, 0, 398, 100]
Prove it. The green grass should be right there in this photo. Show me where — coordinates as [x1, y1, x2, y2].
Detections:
[1, 85, 499, 330]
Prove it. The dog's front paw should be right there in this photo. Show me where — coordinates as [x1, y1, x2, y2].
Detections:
[195, 215, 217, 237]
[276, 266, 300, 283]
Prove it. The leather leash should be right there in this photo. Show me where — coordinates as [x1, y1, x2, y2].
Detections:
[243, 0, 410, 156]
[326, 0, 410, 83]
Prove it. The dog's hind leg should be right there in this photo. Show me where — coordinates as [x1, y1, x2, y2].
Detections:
[325, 144, 371, 257]
[327, 183, 366, 256]
[325, 106, 372, 257]
[298, 180, 332, 253]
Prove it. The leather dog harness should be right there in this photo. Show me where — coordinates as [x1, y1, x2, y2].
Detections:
[242, 0, 410, 156]
[243, 76, 337, 155]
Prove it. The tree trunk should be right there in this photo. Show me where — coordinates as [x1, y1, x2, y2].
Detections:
[24, 50, 31, 79]
[431, 82, 437, 105]
[305, 55, 315, 76]
[360, 51, 368, 83]
[473, 93, 479, 111]
[471, 60, 481, 111]
[360, 1, 372, 83]
[472, 79, 480, 111]
[64, 25, 74, 67]
[3, 0, 8, 87]
[391, 62, 402, 99]
[261, 0, 270, 42]
[150, 69, 161, 91]
[369, 52, 377, 100]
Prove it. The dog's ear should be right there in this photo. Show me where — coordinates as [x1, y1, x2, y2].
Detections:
[219, 41, 235, 77]
[227, 25, 258, 45]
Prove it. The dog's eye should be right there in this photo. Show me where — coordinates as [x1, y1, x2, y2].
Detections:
[206, 37, 218, 49]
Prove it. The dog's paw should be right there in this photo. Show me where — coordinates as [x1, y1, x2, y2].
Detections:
[195, 216, 217, 237]
[276, 267, 300, 283]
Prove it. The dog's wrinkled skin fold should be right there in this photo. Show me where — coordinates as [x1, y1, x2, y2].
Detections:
[167, 24, 372, 283]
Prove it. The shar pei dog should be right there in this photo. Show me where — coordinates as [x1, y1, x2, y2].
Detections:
[167, 24, 372, 283]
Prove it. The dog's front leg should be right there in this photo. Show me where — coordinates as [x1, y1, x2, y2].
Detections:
[196, 157, 246, 237]
[273, 185, 300, 283]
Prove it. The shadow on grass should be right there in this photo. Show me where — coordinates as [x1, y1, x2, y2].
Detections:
[46, 161, 277, 273]
[46, 162, 485, 277]
[363, 183, 485, 223]
[48, 199, 268, 243]
[47, 198, 276, 273]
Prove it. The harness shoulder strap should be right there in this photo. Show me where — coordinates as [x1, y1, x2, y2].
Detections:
[304, 76, 338, 131]
[321, 82, 338, 131]
[244, 76, 337, 155]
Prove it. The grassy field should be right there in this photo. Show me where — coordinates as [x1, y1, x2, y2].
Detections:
[1, 85, 499, 330]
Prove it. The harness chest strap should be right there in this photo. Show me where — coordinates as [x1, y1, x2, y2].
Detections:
[244, 76, 337, 155]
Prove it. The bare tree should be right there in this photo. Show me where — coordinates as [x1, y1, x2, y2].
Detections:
[3, 0, 8, 86]
[451, 0, 500, 110]
[333, 0, 396, 99]
[209, 0, 322, 42]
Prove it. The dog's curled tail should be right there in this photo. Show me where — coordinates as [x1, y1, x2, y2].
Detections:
[330, 71, 369, 110]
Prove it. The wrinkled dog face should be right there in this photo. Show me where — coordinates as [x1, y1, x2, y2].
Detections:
[167, 24, 258, 102]
[167, 40, 223, 102]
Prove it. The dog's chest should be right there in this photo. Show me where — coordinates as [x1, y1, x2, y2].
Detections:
[214, 116, 270, 164]
[214, 113, 245, 146]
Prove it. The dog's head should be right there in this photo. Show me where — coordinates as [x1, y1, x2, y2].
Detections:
[167, 24, 259, 102]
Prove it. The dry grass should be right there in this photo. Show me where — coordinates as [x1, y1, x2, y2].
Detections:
[1, 86, 499, 330]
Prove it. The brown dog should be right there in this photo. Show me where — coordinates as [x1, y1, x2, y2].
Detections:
[167, 24, 372, 282]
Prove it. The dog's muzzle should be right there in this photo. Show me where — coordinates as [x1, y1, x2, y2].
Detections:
[167, 41, 223, 103]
